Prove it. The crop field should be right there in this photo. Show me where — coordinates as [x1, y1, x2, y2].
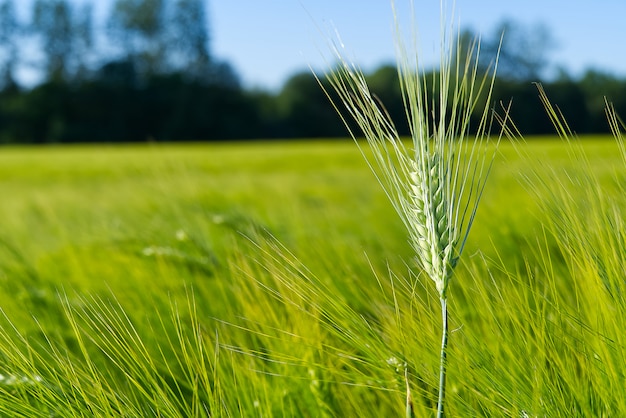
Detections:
[0, 136, 624, 416]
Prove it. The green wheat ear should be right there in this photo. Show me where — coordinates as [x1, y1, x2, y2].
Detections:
[324, 10, 501, 300]
[321, 1, 505, 416]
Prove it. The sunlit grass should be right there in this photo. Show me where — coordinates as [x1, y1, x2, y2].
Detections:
[0, 137, 623, 415]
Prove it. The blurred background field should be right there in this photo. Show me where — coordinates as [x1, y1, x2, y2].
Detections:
[0, 136, 624, 415]
[1, 136, 620, 290]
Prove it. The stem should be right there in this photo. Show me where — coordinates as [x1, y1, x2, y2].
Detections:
[405, 366, 413, 418]
[436, 297, 448, 418]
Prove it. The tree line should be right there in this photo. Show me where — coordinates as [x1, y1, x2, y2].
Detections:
[0, 1, 623, 143]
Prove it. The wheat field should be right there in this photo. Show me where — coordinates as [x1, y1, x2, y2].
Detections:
[0, 137, 623, 416]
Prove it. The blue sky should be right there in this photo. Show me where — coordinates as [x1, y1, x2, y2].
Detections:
[15, 1, 626, 90]
[209, 0, 626, 91]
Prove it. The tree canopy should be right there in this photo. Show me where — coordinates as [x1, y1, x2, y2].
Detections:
[0, 1, 622, 143]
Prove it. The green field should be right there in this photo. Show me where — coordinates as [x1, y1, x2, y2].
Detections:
[0, 137, 624, 416]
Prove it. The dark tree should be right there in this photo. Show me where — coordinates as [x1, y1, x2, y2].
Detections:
[0, 0, 19, 90]
[483, 19, 555, 81]
[580, 69, 626, 132]
[277, 72, 344, 137]
[170, 0, 211, 80]
[109, 0, 168, 75]
[73, 2, 94, 81]
[31, 0, 93, 82]
[365, 64, 408, 134]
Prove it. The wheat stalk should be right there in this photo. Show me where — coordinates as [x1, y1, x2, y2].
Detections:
[321, 1, 504, 415]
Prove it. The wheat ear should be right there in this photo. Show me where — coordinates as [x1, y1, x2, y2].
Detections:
[321, 1, 503, 416]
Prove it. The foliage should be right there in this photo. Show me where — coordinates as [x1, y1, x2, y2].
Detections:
[32, 0, 83, 81]
[481, 20, 555, 81]
[0, 1, 620, 141]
